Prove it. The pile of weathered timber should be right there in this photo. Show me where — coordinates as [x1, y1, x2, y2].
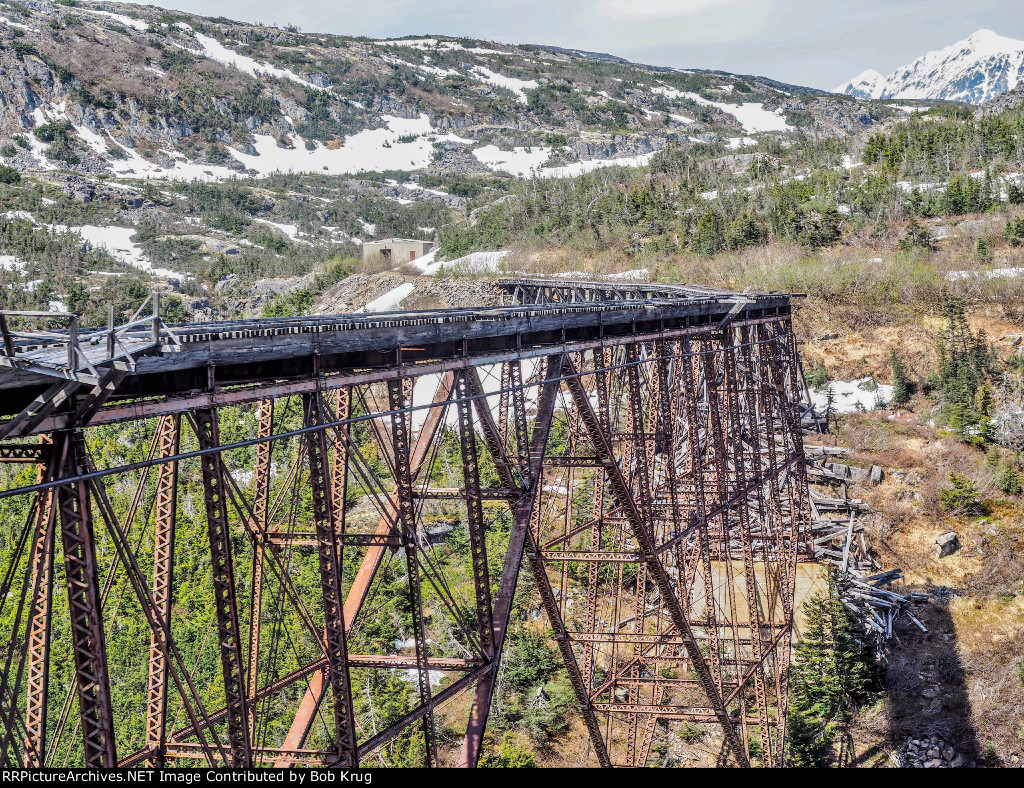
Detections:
[842, 569, 929, 643]
[803, 440, 928, 649]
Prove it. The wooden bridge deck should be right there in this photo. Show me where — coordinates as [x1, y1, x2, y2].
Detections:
[0, 281, 795, 420]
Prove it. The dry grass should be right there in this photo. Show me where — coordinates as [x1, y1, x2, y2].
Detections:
[820, 404, 1024, 763]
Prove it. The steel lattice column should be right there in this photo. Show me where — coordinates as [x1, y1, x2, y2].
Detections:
[387, 377, 437, 766]
[56, 431, 117, 768]
[302, 392, 358, 767]
[246, 398, 273, 747]
[564, 354, 751, 767]
[23, 436, 56, 767]
[145, 415, 180, 766]
[192, 409, 252, 767]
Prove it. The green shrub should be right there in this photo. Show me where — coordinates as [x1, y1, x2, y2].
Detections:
[993, 464, 1023, 495]
[12, 40, 38, 57]
[805, 363, 831, 390]
[479, 732, 536, 768]
[939, 472, 988, 515]
[0, 165, 20, 184]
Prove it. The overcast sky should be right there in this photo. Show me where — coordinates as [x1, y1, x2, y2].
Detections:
[131, 0, 1024, 89]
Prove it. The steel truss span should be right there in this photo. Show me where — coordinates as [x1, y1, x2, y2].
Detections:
[0, 280, 809, 768]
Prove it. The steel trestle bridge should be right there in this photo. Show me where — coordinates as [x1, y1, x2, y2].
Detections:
[0, 278, 810, 768]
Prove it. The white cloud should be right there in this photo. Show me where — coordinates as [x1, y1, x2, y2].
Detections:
[595, 0, 744, 22]
[131, 0, 1024, 90]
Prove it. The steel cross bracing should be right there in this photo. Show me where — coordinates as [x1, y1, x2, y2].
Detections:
[0, 279, 808, 768]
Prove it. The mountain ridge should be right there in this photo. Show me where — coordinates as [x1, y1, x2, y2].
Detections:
[0, 0, 892, 184]
[837, 28, 1024, 104]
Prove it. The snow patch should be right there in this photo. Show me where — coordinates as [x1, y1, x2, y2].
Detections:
[663, 88, 794, 133]
[708, 100, 794, 133]
[192, 33, 320, 89]
[946, 267, 1024, 281]
[537, 152, 656, 179]
[359, 282, 415, 313]
[421, 250, 509, 276]
[810, 379, 894, 414]
[606, 268, 649, 280]
[373, 38, 503, 55]
[0, 15, 35, 32]
[50, 224, 188, 281]
[252, 218, 301, 241]
[473, 144, 552, 177]
[74, 124, 110, 156]
[103, 134, 240, 182]
[399, 669, 445, 688]
[76, 7, 149, 31]
[471, 66, 538, 103]
[4, 210, 38, 225]
[229, 115, 472, 177]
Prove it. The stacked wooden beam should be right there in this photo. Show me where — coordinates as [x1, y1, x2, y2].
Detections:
[803, 442, 928, 648]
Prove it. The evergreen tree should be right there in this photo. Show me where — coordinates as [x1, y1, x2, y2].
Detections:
[725, 212, 767, 250]
[1005, 217, 1024, 246]
[993, 463, 1023, 495]
[789, 571, 868, 722]
[694, 208, 724, 257]
[890, 349, 911, 407]
[795, 202, 843, 248]
[785, 707, 832, 768]
[939, 471, 987, 514]
[935, 295, 998, 440]
[785, 570, 870, 767]
[898, 217, 932, 252]
[976, 236, 993, 265]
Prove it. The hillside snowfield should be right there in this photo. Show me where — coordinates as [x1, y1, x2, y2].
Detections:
[836, 29, 1024, 104]
[228, 115, 471, 177]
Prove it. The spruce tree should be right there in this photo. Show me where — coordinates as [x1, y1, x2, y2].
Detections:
[789, 571, 867, 721]
[785, 570, 869, 766]
[935, 295, 998, 440]
[890, 350, 911, 407]
[898, 217, 931, 252]
[694, 208, 724, 257]
[784, 707, 832, 768]
[976, 236, 993, 265]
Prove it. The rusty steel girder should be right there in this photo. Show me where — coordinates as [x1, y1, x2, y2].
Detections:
[0, 285, 807, 769]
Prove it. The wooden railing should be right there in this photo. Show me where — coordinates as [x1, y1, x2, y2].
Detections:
[0, 292, 181, 378]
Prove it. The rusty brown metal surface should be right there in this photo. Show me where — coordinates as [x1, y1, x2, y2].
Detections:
[0, 282, 806, 768]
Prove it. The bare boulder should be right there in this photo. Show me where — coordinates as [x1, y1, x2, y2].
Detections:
[934, 531, 960, 558]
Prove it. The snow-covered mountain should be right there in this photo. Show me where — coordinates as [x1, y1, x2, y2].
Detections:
[836, 29, 1024, 104]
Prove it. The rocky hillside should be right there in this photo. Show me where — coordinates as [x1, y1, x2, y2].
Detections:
[0, 0, 896, 184]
